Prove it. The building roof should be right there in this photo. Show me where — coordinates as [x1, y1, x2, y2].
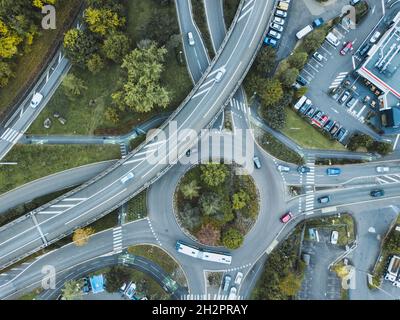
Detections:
[382, 106, 400, 127]
[89, 275, 105, 294]
[358, 13, 400, 108]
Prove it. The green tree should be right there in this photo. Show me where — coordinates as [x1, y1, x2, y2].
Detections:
[288, 51, 308, 69]
[180, 180, 201, 200]
[232, 190, 250, 210]
[302, 29, 326, 54]
[0, 61, 14, 88]
[61, 279, 84, 300]
[179, 203, 201, 230]
[64, 28, 98, 67]
[199, 193, 222, 216]
[104, 107, 119, 123]
[86, 53, 105, 74]
[61, 73, 88, 100]
[254, 46, 276, 76]
[84, 7, 125, 36]
[279, 68, 299, 88]
[294, 86, 308, 99]
[105, 266, 131, 293]
[222, 228, 244, 249]
[200, 163, 228, 187]
[368, 141, 392, 156]
[347, 133, 373, 151]
[260, 78, 283, 107]
[113, 43, 171, 113]
[279, 273, 302, 297]
[102, 32, 131, 63]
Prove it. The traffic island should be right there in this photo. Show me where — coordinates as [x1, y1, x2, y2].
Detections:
[174, 162, 260, 250]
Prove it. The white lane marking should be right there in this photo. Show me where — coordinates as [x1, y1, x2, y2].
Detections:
[393, 134, 400, 150]
[62, 198, 87, 202]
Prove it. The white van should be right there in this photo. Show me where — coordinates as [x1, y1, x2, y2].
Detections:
[294, 95, 307, 110]
[30, 92, 43, 109]
[326, 32, 340, 47]
[296, 25, 313, 40]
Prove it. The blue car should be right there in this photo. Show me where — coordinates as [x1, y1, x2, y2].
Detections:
[312, 18, 324, 28]
[264, 37, 278, 48]
[326, 168, 341, 176]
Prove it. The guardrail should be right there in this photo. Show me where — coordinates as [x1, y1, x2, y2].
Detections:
[0, 0, 274, 270]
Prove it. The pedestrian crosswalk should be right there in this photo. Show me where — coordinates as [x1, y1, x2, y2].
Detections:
[304, 156, 315, 215]
[329, 72, 348, 89]
[0, 128, 23, 144]
[230, 98, 247, 114]
[120, 143, 128, 159]
[181, 293, 242, 300]
[113, 226, 123, 254]
[376, 174, 400, 185]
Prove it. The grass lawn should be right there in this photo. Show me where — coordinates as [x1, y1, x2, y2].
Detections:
[282, 108, 346, 151]
[127, 245, 187, 287]
[0, 0, 83, 118]
[126, 190, 148, 222]
[0, 144, 120, 194]
[28, 0, 192, 136]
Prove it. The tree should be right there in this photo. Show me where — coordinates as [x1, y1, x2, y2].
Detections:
[104, 107, 119, 123]
[105, 266, 131, 293]
[84, 7, 125, 36]
[61, 279, 84, 300]
[196, 223, 221, 246]
[254, 46, 276, 76]
[279, 67, 299, 88]
[64, 28, 98, 66]
[61, 73, 88, 100]
[0, 61, 14, 87]
[347, 133, 373, 151]
[72, 227, 95, 246]
[288, 51, 308, 69]
[294, 86, 308, 99]
[180, 180, 200, 200]
[369, 141, 392, 156]
[102, 32, 131, 63]
[222, 228, 244, 249]
[199, 193, 222, 216]
[200, 163, 228, 187]
[260, 78, 283, 107]
[86, 53, 105, 74]
[113, 43, 171, 113]
[140, 9, 179, 45]
[278, 273, 302, 297]
[179, 203, 201, 230]
[232, 190, 250, 210]
[207, 272, 222, 286]
[302, 29, 326, 54]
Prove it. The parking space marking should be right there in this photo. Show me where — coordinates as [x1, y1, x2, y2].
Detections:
[393, 134, 400, 150]
[306, 62, 319, 73]
[320, 44, 333, 55]
[356, 105, 367, 117]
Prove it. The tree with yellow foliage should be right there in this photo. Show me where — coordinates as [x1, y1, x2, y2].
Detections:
[84, 7, 125, 36]
[72, 227, 95, 246]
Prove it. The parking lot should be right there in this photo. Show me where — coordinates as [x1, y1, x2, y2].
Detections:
[294, 2, 400, 142]
[298, 229, 345, 300]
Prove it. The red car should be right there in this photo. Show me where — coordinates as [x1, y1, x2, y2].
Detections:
[280, 211, 293, 223]
[340, 41, 353, 55]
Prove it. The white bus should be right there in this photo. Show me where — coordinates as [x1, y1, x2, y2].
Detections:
[176, 241, 232, 265]
[296, 25, 313, 40]
[294, 95, 307, 110]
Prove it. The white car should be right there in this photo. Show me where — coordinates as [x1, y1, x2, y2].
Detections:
[187, 32, 195, 46]
[234, 272, 243, 285]
[120, 172, 135, 184]
[268, 29, 281, 40]
[273, 16, 285, 25]
[275, 10, 287, 18]
[370, 31, 381, 43]
[215, 68, 226, 82]
[331, 231, 339, 245]
[376, 166, 390, 173]
[228, 287, 237, 300]
[30, 92, 43, 109]
[278, 165, 290, 172]
[313, 52, 324, 62]
[270, 23, 283, 32]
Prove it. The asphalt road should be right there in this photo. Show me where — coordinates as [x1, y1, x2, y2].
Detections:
[0, 0, 275, 270]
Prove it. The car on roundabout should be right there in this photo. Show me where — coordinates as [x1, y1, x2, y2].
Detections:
[280, 211, 293, 224]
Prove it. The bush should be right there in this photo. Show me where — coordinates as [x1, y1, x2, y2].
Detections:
[222, 228, 244, 249]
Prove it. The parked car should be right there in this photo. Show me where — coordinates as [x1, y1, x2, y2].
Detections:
[330, 231, 339, 245]
[275, 10, 287, 18]
[296, 75, 308, 86]
[339, 91, 351, 104]
[280, 211, 293, 223]
[120, 172, 135, 184]
[270, 23, 284, 32]
[336, 128, 348, 143]
[30, 92, 43, 109]
[273, 16, 285, 25]
[313, 52, 324, 62]
[264, 37, 278, 48]
[223, 275, 231, 292]
[340, 41, 353, 55]
[311, 111, 328, 128]
[228, 287, 237, 299]
[187, 32, 195, 46]
[253, 156, 261, 169]
[370, 189, 384, 197]
[278, 165, 290, 172]
[305, 106, 317, 118]
[327, 168, 341, 176]
[234, 272, 243, 285]
[298, 166, 311, 174]
[376, 166, 390, 173]
[359, 43, 371, 56]
[324, 120, 336, 132]
[370, 31, 381, 43]
[330, 122, 341, 136]
[312, 18, 324, 28]
[299, 101, 312, 114]
[318, 195, 331, 204]
[346, 97, 358, 109]
[268, 29, 281, 39]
